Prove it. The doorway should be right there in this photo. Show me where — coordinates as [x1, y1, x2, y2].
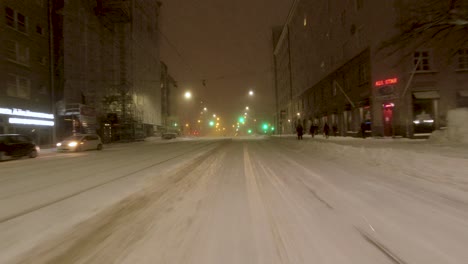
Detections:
[383, 103, 394, 136]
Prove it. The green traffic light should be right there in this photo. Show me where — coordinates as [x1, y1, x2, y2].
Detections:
[262, 124, 268, 130]
[271, 127, 275, 131]
[209, 121, 215, 127]
[248, 129, 252, 134]
[239, 117, 245, 124]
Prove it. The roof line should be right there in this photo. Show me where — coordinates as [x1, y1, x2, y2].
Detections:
[274, 0, 299, 55]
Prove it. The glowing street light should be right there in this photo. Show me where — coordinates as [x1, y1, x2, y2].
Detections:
[249, 90, 254, 96]
[184, 91, 192, 99]
[203, 107, 207, 111]
[213, 114, 216, 118]
[245, 106, 249, 110]
[297, 112, 301, 116]
[209, 121, 215, 127]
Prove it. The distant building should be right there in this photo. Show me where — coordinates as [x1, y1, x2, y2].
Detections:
[0, 0, 54, 146]
[52, 0, 162, 142]
[160, 61, 179, 134]
[273, 0, 468, 137]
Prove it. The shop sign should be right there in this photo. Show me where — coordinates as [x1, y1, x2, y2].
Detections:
[375, 78, 398, 87]
[0, 107, 54, 119]
[9, 118, 54, 126]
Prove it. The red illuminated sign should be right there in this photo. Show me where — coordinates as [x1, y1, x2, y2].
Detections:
[375, 78, 398, 87]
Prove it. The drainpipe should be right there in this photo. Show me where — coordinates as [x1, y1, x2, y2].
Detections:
[48, 0, 56, 145]
[401, 56, 422, 138]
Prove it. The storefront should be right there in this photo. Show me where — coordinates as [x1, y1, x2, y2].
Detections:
[0, 107, 54, 146]
[412, 91, 439, 135]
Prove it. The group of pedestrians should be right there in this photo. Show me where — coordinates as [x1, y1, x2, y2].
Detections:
[296, 122, 367, 140]
[296, 123, 336, 140]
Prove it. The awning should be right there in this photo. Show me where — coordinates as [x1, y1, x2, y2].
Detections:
[458, 90, 468, 97]
[413, 91, 440, 99]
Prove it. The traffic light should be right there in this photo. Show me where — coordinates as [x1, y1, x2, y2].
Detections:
[262, 124, 268, 130]
[209, 121, 215, 127]
[239, 117, 245, 124]
[248, 129, 252, 134]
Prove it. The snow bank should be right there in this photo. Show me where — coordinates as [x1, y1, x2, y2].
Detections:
[429, 108, 468, 144]
[447, 108, 468, 144]
[308, 140, 468, 190]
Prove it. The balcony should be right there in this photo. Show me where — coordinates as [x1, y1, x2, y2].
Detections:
[96, 0, 131, 23]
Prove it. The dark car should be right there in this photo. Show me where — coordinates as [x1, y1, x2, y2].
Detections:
[0, 134, 40, 161]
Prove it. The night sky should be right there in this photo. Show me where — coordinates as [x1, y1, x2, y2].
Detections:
[159, 0, 294, 124]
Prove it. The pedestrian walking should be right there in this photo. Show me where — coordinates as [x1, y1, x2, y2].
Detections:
[323, 123, 330, 139]
[296, 123, 304, 140]
[309, 124, 315, 138]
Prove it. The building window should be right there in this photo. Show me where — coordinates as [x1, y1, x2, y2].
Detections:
[6, 74, 31, 99]
[5, 7, 14, 27]
[341, 11, 346, 27]
[355, 0, 364, 10]
[458, 49, 468, 70]
[36, 25, 43, 35]
[5, 41, 30, 66]
[414, 51, 431, 71]
[17, 13, 27, 32]
[5, 8, 28, 33]
[39, 56, 47, 65]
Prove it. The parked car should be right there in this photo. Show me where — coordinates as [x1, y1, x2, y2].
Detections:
[56, 134, 103, 152]
[0, 134, 40, 161]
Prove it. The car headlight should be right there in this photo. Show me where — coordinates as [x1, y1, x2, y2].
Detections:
[68, 141, 78, 147]
[56, 143, 62, 147]
[36, 146, 41, 152]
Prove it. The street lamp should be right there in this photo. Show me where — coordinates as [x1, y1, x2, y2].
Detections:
[203, 107, 207, 111]
[249, 90, 254, 96]
[213, 114, 216, 118]
[246, 106, 249, 110]
[184, 91, 192, 99]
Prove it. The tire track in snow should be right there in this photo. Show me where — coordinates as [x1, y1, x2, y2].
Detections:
[14, 140, 229, 264]
[0, 141, 223, 224]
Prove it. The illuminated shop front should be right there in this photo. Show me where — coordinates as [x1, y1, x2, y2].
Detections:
[0, 107, 54, 146]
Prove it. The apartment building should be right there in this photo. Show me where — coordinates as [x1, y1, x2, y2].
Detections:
[274, 0, 468, 137]
[0, 0, 53, 146]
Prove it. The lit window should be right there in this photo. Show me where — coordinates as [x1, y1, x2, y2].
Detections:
[457, 49, 468, 70]
[414, 51, 431, 71]
[5, 7, 14, 27]
[303, 16, 307, 27]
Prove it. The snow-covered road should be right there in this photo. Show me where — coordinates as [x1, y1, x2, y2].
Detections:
[1, 137, 468, 263]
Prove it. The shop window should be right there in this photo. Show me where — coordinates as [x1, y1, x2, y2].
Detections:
[414, 51, 432, 71]
[457, 49, 468, 70]
[413, 99, 435, 133]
